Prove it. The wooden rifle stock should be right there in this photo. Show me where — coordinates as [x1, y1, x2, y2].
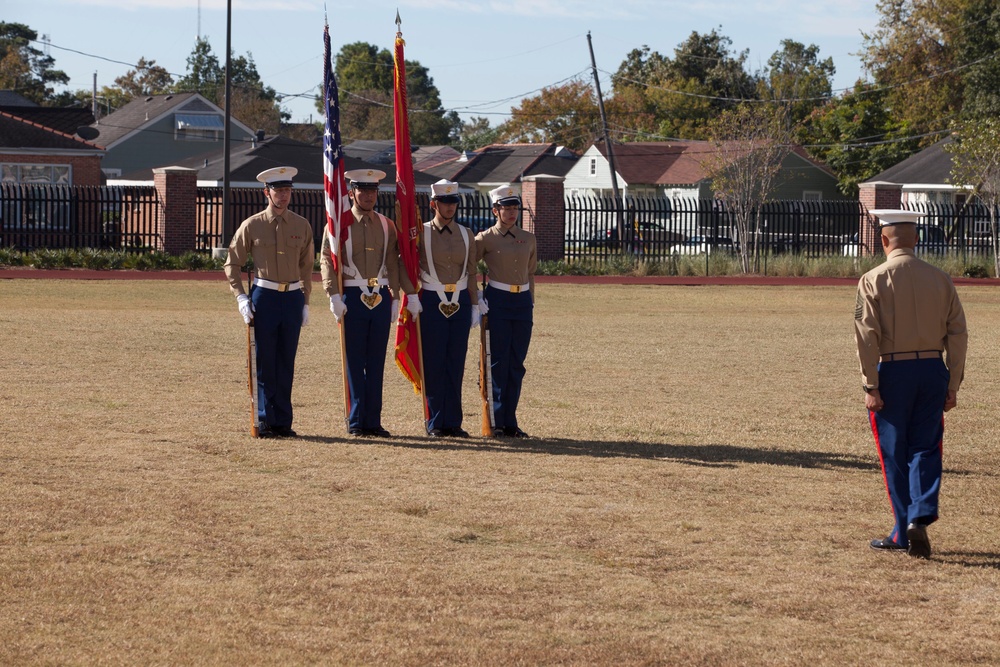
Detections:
[247, 319, 260, 438]
[479, 311, 495, 436]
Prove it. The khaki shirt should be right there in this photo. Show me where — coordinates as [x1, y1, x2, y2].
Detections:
[854, 248, 967, 392]
[223, 205, 314, 304]
[475, 223, 537, 303]
[319, 207, 404, 297]
[419, 219, 479, 304]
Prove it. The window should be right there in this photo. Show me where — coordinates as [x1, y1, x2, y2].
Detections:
[0, 163, 73, 229]
[2, 163, 71, 185]
[589, 158, 597, 176]
[802, 190, 822, 202]
[175, 113, 224, 142]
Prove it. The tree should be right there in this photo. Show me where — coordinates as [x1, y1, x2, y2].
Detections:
[114, 57, 174, 98]
[457, 116, 500, 151]
[0, 22, 68, 104]
[500, 80, 601, 151]
[798, 82, 919, 196]
[703, 103, 794, 273]
[946, 118, 1000, 275]
[955, 0, 1000, 120]
[762, 40, 835, 127]
[860, 0, 966, 146]
[329, 41, 458, 145]
[609, 30, 760, 142]
[174, 38, 286, 133]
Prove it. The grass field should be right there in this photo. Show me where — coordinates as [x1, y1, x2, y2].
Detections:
[1, 279, 999, 665]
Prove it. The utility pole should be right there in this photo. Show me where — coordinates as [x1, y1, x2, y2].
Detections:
[587, 31, 623, 232]
[221, 0, 233, 248]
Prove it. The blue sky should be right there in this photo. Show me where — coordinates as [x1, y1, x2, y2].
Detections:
[8, 0, 879, 126]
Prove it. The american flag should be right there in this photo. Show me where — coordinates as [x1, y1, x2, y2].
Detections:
[323, 23, 352, 273]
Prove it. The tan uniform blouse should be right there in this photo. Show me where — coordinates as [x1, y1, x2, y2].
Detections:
[319, 207, 405, 297]
[474, 223, 537, 303]
[854, 248, 967, 392]
[419, 220, 479, 304]
[223, 205, 314, 304]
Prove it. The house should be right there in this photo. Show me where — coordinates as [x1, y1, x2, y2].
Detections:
[420, 143, 578, 198]
[564, 140, 841, 201]
[89, 92, 256, 180]
[859, 136, 963, 207]
[342, 140, 460, 173]
[0, 108, 104, 187]
[111, 135, 439, 190]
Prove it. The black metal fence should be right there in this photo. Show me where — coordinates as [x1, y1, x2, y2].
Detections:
[4, 184, 996, 268]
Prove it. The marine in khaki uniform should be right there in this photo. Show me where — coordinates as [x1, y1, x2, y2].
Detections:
[319, 168, 407, 437]
[475, 183, 536, 438]
[417, 179, 481, 437]
[224, 166, 314, 438]
[855, 209, 968, 559]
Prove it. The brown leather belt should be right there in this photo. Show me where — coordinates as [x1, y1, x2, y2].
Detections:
[879, 350, 942, 362]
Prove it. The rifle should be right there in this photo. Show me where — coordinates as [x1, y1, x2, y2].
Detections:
[246, 270, 261, 438]
[479, 305, 495, 437]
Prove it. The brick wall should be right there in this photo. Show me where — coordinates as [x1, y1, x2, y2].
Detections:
[521, 175, 565, 262]
[857, 181, 902, 256]
[153, 167, 198, 255]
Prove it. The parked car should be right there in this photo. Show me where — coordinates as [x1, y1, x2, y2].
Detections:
[843, 224, 948, 257]
[586, 220, 682, 249]
[668, 235, 735, 255]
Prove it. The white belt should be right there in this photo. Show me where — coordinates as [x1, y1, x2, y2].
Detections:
[254, 278, 302, 292]
[344, 277, 389, 288]
[421, 277, 469, 292]
[487, 279, 530, 293]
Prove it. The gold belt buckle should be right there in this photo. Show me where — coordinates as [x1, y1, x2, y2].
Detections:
[367, 278, 379, 287]
[277, 282, 290, 292]
[444, 283, 456, 293]
[510, 285, 521, 293]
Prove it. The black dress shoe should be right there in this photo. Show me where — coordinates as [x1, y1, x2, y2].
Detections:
[272, 426, 297, 437]
[257, 426, 278, 439]
[428, 428, 447, 437]
[869, 537, 906, 552]
[449, 428, 471, 438]
[365, 427, 392, 438]
[348, 428, 365, 436]
[503, 426, 530, 438]
[906, 523, 931, 559]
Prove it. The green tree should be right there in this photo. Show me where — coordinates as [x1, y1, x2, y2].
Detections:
[609, 30, 760, 142]
[457, 116, 500, 151]
[860, 0, 966, 146]
[798, 82, 919, 196]
[0, 22, 68, 104]
[174, 38, 286, 133]
[946, 118, 1000, 275]
[329, 41, 458, 145]
[762, 40, 835, 127]
[955, 0, 1000, 120]
[114, 57, 174, 98]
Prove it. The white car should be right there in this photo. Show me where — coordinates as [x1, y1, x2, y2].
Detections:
[669, 235, 735, 255]
[844, 225, 947, 257]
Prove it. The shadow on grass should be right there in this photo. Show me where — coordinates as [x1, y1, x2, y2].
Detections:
[299, 434, 878, 470]
[934, 551, 1000, 569]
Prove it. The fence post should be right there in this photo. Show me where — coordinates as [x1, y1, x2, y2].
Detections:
[152, 166, 198, 255]
[521, 175, 565, 262]
[857, 181, 902, 256]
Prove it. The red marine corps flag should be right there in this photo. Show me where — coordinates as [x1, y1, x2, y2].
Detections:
[392, 13, 425, 398]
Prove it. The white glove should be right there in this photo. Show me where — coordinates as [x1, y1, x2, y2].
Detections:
[471, 307, 482, 329]
[391, 299, 400, 322]
[301, 304, 310, 326]
[329, 294, 347, 322]
[237, 293, 253, 324]
[405, 295, 423, 318]
[478, 292, 489, 315]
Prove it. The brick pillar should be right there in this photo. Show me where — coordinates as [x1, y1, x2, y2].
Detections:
[153, 166, 198, 255]
[857, 181, 901, 257]
[521, 175, 565, 262]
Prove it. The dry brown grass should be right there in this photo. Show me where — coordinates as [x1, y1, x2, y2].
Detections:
[1, 278, 999, 666]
